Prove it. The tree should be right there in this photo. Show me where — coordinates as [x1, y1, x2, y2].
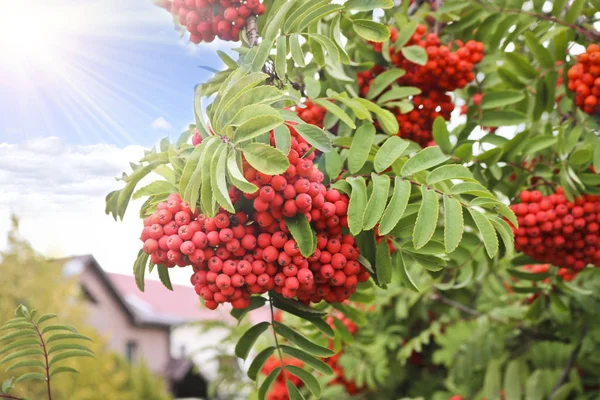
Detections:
[107, 0, 600, 398]
[0, 218, 171, 400]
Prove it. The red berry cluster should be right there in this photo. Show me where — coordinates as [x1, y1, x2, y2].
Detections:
[142, 125, 368, 309]
[294, 101, 326, 128]
[235, 125, 369, 303]
[510, 188, 600, 279]
[158, 0, 265, 43]
[261, 356, 304, 400]
[142, 194, 276, 309]
[358, 25, 484, 147]
[567, 44, 600, 115]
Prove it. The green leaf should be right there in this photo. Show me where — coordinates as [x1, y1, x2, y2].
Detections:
[348, 122, 375, 173]
[0, 339, 40, 356]
[258, 367, 281, 400]
[285, 215, 316, 258]
[400, 45, 427, 66]
[274, 322, 335, 357]
[524, 32, 554, 68]
[0, 349, 44, 366]
[377, 86, 421, 104]
[46, 333, 92, 344]
[374, 136, 410, 173]
[247, 347, 275, 381]
[273, 125, 291, 155]
[227, 151, 259, 194]
[50, 366, 79, 378]
[483, 359, 502, 400]
[243, 143, 290, 175]
[280, 345, 333, 375]
[504, 360, 522, 400]
[354, 98, 398, 134]
[313, 99, 355, 129]
[347, 177, 368, 236]
[523, 136, 557, 155]
[366, 69, 406, 99]
[550, 384, 574, 400]
[378, 178, 411, 235]
[250, 39, 274, 73]
[36, 314, 57, 325]
[286, 365, 322, 398]
[375, 240, 393, 286]
[481, 91, 526, 109]
[324, 150, 343, 181]
[14, 373, 46, 384]
[231, 296, 267, 321]
[345, 0, 393, 11]
[234, 114, 284, 143]
[211, 146, 235, 213]
[234, 322, 270, 361]
[157, 265, 173, 291]
[0, 321, 32, 331]
[49, 350, 93, 367]
[309, 34, 340, 65]
[394, 20, 418, 48]
[507, 269, 550, 281]
[47, 343, 94, 355]
[306, 317, 334, 338]
[289, 33, 305, 67]
[432, 117, 451, 153]
[2, 377, 15, 394]
[363, 173, 391, 231]
[271, 294, 326, 319]
[293, 123, 332, 152]
[443, 195, 463, 253]
[133, 249, 149, 292]
[263, 0, 297, 40]
[297, 4, 344, 31]
[505, 52, 539, 79]
[467, 209, 499, 258]
[481, 111, 527, 126]
[41, 325, 77, 335]
[413, 186, 439, 249]
[133, 181, 177, 200]
[401, 146, 449, 176]
[427, 165, 474, 185]
[275, 36, 287, 80]
[0, 329, 37, 343]
[6, 360, 45, 372]
[352, 19, 390, 42]
[396, 251, 419, 291]
[564, 0, 585, 24]
[286, 380, 305, 400]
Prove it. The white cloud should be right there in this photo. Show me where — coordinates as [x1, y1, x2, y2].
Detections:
[0, 137, 193, 285]
[151, 116, 172, 130]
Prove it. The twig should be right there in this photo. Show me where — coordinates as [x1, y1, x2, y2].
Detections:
[246, 15, 259, 48]
[268, 295, 287, 377]
[408, 0, 425, 16]
[475, 0, 600, 41]
[0, 395, 23, 399]
[32, 320, 52, 400]
[548, 326, 588, 399]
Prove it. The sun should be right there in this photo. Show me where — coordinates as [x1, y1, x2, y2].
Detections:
[0, 1, 79, 76]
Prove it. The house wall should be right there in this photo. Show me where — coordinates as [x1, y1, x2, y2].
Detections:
[79, 265, 170, 376]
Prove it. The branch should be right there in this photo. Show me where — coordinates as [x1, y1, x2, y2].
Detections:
[246, 15, 259, 48]
[31, 320, 52, 400]
[268, 295, 287, 378]
[548, 326, 588, 399]
[408, 0, 426, 15]
[0, 395, 23, 400]
[476, 1, 600, 41]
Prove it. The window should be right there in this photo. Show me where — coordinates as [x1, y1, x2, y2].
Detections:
[126, 340, 137, 363]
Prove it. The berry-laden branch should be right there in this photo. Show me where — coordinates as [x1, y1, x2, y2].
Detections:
[31, 319, 52, 400]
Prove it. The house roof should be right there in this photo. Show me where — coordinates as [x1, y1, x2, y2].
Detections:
[57, 255, 269, 329]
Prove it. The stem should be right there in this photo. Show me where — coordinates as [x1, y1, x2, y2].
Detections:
[0, 395, 23, 399]
[31, 320, 52, 400]
[246, 15, 259, 48]
[548, 326, 588, 399]
[268, 296, 287, 378]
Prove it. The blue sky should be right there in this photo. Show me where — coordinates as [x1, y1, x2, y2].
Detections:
[0, 0, 229, 147]
[0, 0, 235, 282]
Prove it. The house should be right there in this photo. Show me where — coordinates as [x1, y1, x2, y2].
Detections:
[60, 255, 254, 399]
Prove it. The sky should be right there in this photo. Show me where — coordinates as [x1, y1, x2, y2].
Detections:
[0, 0, 235, 284]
